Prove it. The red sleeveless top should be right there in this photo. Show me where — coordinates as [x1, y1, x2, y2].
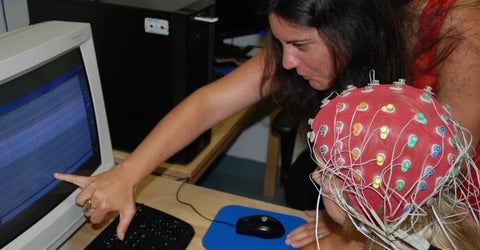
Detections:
[410, 0, 480, 165]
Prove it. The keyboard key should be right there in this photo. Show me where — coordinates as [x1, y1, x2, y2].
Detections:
[85, 203, 195, 250]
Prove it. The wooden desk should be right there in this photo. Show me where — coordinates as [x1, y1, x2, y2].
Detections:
[113, 106, 256, 183]
[65, 175, 307, 249]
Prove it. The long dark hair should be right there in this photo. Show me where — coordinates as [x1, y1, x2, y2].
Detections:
[259, 0, 409, 122]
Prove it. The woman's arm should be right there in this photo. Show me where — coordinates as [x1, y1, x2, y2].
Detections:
[55, 51, 270, 240]
[118, 51, 269, 185]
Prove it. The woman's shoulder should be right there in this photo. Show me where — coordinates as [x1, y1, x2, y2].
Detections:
[448, 0, 480, 36]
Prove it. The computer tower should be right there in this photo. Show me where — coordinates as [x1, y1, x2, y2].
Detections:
[28, 0, 215, 164]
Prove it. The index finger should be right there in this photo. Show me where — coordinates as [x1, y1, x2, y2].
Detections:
[116, 204, 137, 240]
[54, 172, 90, 189]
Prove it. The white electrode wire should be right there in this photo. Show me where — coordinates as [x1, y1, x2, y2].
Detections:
[314, 186, 322, 250]
[431, 206, 457, 250]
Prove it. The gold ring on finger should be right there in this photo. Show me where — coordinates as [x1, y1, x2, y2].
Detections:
[82, 198, 93, 212]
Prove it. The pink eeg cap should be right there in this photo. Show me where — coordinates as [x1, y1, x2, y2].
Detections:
[309, 81, 459, 222]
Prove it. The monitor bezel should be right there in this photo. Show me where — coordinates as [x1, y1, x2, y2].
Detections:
[0, 21, 115, 250]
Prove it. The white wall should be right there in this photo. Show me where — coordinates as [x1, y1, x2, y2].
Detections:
[0, 0, 28, 33]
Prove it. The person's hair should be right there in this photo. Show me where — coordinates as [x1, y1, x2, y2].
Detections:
[259, 0, 409, 122]
[337, 188, 480, 249]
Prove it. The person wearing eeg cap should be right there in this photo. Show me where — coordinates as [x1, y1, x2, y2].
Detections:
[307, 81, 480, 249]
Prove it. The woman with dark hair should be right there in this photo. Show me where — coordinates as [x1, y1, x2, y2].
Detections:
[261, 0, 407, 120]
[55, 0, 480, 248]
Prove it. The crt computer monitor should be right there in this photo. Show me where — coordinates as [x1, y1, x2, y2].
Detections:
[0, 21, 115, 249]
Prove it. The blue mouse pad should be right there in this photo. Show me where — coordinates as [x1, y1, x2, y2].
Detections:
[202, 205, 307, 250]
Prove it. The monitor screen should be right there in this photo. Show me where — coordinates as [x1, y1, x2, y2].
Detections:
[0, 21, 114, 249]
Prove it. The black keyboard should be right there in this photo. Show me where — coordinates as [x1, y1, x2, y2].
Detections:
[85, 203, 195, 250]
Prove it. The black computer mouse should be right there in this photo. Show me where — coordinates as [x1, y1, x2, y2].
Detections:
[235, 214, 285, 239]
